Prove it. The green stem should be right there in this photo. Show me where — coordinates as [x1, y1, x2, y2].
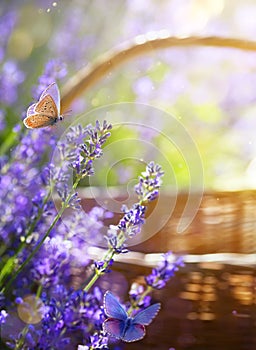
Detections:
[0, 126, 21, 156]
[82, 195, 150, 292]
[15, 326, 28, 350]
[83, 248, 116, 292]
[83, 271, 101, 293]
[2, 178, 80, 294]
[83, 232, 127, 292]
[36, 283, 43, 298]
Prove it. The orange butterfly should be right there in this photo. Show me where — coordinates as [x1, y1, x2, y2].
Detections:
[23, 82, 63, 129]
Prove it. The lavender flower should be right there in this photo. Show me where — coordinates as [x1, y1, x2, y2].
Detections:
[57, 125, 88, 163]
[3, 2, 256, 348]
[0, 120, 112, 296]
[30, 236, 71, 288]
[32, 59, 67, 99]
[77, 120, 112, 171]
[135, 161, 164, 203]
[94, 259, 113, 275]
[0, 60, 25, 105]
[125, 253, 184, 316]
[105, 162, 163, 252]
[106, 225, 128, 254]
[0, 309, 8, 325]
[65, 207, 114, 260]
[0, 11, 23, 129]
[64, 288, 103, 329]
[35, 286, 104, 349]
[89, 162, 164, 292]
[129, 283, 151, 308]
[57, 121, 112, 183]
[78, 332, 109, 349]
[17, 206, 113, 296]
[56, 184, 81, 209]
[145, 252, 184, 289]
[118, 204, 146, 238]
[0, 129, 56, 250]
[1, 117, 169, 349]
[49, 5, 94, 70]
[0, 11, 17, 63]
[53, 121, 112, 214]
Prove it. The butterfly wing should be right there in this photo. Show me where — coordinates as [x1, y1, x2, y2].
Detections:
[39, 82, 60, 114]
[103, 291, 128, 321]
[122, 322, 145, 342]
[27, 103, 38, 117]
[35, 95, 58, 118]
[23, 114, 55, 129]
[132, 303, 161, 326]
[103, 293, 159, 343]
[103, 318, 126, 340]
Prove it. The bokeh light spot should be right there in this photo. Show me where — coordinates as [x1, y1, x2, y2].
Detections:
[8, 30, 33, 60]
[17, 295, 44, 324]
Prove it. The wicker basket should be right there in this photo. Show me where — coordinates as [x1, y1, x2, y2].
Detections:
[79, 189, 256, 349]
[132, 190, 256, 255]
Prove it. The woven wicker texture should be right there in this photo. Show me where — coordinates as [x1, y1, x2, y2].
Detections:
[131, 190, 256, 255]
[79, 190, 256, 349]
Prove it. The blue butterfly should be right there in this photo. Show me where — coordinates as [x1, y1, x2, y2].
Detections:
[103, 291, 161, 342]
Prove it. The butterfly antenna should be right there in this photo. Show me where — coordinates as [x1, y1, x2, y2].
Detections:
[62, 109, 72, 117]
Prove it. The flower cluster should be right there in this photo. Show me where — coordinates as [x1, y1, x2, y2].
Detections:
[0, 112, 183, 349]
[124, 253, 183, 314]
[77, 121, 111, 170]
[0, 11, 17, 62]
[0, 10, 24, 130]
[54, 121, 112, 207]
[103, 162, 164, 259]
[89, 162, 164, 294]
[78, 332, 109, 350]
[0, 128, 55, 249]
[0, 4, 185, 346]
[33, 59, 67, 99]
[135, 161, 164, 203]
[0, 79, 183, 347]
[5, 287, 104, 350]
[118, 204, 145, 238]
[145, 252, 184, 289]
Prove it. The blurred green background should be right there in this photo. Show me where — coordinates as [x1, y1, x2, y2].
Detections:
[1, 0, 256, 190]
